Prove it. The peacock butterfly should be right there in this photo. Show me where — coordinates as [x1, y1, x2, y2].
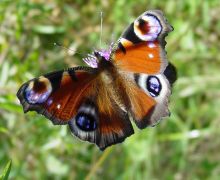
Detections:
[17, 10, 177, 150]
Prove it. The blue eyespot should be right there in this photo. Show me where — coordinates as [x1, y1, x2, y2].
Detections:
[24, 84, 51, 104]
[75, 113, 97, 131]
[146, 76, 161, 97]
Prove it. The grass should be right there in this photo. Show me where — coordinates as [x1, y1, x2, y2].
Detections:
[1, 0, 220, 179]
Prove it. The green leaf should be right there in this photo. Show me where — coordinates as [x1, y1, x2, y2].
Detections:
[0, 160, 12, 180]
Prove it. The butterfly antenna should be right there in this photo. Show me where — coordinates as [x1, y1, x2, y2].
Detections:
[54, 42, 85, 56]
[99, 11, 103, 47]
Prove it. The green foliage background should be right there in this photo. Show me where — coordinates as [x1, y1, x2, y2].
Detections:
[1, 0, 220, 179]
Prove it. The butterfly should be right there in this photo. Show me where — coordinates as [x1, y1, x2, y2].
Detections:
[17, 10, 176, 150]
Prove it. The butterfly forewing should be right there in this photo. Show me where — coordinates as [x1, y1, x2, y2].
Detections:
[17, 67, 96, 124]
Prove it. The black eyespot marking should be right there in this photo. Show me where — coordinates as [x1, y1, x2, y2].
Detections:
[75, 113, 97, 131]
[46, 70, 63, 91]
[164, 63, 177, 86]
[118, 42, 126, 54]
[134, 74, 140, 84]
[68, 69, 78, 82]
[146, 76, 161, 97]
[122, 23, 142, 44]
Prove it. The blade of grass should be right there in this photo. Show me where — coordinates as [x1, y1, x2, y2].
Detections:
[0, 160, 12, 180]
[85, 147, 113, 180]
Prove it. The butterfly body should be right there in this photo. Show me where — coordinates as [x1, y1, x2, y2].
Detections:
[17, 10, 176, 150]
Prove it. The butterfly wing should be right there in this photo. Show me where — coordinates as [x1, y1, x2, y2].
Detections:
[17, 67, 96, 125]
[17, 67, 134, 150]
[112, 10, 176, 128]
[113, 10, 173, 74]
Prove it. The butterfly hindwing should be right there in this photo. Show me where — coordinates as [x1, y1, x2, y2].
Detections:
[122, 78, 156, 129]
[68, 97, 134, 150]
[134, 62, 177, 127]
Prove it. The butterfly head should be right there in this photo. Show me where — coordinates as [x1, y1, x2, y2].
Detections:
[83, 43, 114, 68]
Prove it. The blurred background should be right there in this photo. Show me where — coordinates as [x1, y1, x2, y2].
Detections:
[1, 0, 220, 179]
